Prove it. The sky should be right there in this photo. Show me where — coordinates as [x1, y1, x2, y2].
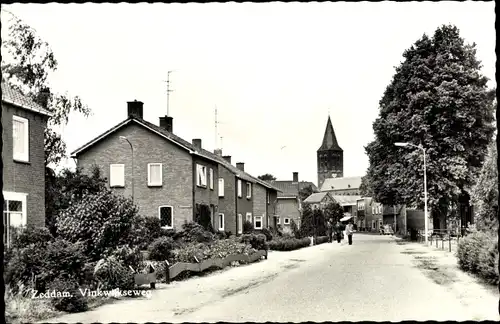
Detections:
[2, 2, 496, 187]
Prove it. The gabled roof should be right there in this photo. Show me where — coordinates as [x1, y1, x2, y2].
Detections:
[318, 116, 342, 152]
[320, 176, 363, 192]
[270, 180, 319, 198]
[331, 195, 362, 206]
[304, 192, 333, 204]
[1, 82, 52, 117]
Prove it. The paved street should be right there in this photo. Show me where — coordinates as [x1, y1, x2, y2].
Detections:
[45, 234, 498, 323]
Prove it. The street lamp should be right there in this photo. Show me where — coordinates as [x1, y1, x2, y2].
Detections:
[120, 136, 134, 202]
[395, 142, 428, 244]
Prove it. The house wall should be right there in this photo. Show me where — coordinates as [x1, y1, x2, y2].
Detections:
[192, 155, 219, 225]
[253, 183, 267, 228]
[267, 190, 278, 227]
[236, 179, 253, 228]
[2, 102, 47, 227]
[277, 198, 300, 228]
[217, 165, 236, 234]
[75, 123, 193, 229]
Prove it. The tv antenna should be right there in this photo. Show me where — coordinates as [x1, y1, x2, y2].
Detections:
[162, 70, 176, 116]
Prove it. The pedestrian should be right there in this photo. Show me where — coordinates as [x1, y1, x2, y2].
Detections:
[346, 220, 355, 245]
[327, 218, 334, 243]
[334, 220, 342, 243]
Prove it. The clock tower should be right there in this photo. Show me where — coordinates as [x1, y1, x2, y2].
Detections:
[317, 116, 343, 189]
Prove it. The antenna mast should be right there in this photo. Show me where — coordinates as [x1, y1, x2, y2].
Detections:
[215, 105, 218, 150]
[166, 71, 174, 116]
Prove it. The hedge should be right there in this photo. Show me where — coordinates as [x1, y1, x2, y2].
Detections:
[268, 237, 311, 251]
[457, 229, 499, 285]
[315, 236, 329, 245]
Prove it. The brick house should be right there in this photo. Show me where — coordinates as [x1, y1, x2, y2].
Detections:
[212, 150, 280, 234]
[319, 176, 362, 196]
[270, 172, 318, 230]
[70, 100, 220, 230]
[2, 82, 51, 246]
[303, 192, 334, 210]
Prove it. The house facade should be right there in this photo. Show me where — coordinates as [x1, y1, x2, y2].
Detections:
[2, 82, 51, 246]
[71, 101, 221, 230]
[356, 197, 373, 231]
[303, 192, 334, 210]
[320, 176, 362, 196]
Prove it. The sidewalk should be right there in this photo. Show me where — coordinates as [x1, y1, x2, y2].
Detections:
[392, 236, 499, 321]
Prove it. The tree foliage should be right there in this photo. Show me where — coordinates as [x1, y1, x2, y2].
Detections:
[471, 140, 498, 232]
[363, 25, 495, 227]
[323, 201, 345, 223]
[258, 174, 277, 181]
[1, 10, 91, 167]
[299, 185, 315, 202]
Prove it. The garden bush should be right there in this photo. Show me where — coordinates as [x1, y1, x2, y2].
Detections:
[268, 237, 311, 251]
[5, 239, 87, 295]
[290, 219, 301, 239]
[49, 278, 88, 313]
[125, 216, 166, 250]
[243, 220, 254, 233]
[315, 236, 329, 245]
[172, 238, 256, 263]
[56, 189, 139, 261]
[456, 229, 492, 273]
[477, 239, 499, 284]
[147, 237, 175, 262]
[260, 228, 273, 241]
[11, 226, 53, 249]
[180, 222, 215, 243]
[239, 233, 268, 251]
[106, 245, 143, 270]
[93, 256, 135, 290]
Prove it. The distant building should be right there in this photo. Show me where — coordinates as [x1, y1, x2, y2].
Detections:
[303, 192, 334, 210]
[317, 116, 344, 189]
[320, 176, 362, 196]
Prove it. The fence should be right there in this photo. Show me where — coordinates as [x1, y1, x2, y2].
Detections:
[415, 228, 468, 253]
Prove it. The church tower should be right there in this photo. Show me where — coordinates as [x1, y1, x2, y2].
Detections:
[317, 116, 343, 189]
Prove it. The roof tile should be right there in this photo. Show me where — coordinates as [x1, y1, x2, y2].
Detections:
[1, 82, 52, 117]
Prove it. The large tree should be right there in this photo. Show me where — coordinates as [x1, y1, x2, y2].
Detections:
[364, 25, 495, 229]
[324, 201, 345, 223]
[1, 9, 91, 167]
[298, 185, 315, 201]
[258, 174, 277, 181]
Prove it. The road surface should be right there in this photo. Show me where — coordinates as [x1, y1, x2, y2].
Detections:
[45, 234, 498, 323]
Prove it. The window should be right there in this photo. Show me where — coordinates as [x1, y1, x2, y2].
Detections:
[238, 214, 243, 234]
[196, 164, 207, 187]
[284, 218, 290, 225]
[237, 179, 242, 197]
[209, 168, 214, 190]
[277, 217, 281, 225]
[218, 178, 225, 197]
[109, 164, 125, 187]
[12, 116, 29, 162]
[246, 183, 252, 199]
[254, 216, 263, 230]
[148, 163, 163, 186]
[158, 206, 173, 229]
[372, 220, 375, 229]
[218, 213, 224, 231]
[3, 192, 27, 248]
[246, 212, 252, 223]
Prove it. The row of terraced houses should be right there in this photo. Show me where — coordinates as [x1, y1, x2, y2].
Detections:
[70, 100, 283, 234]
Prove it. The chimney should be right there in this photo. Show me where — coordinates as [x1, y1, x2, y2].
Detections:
[192, 139, 202, 150]
[127, 100, 144, 119]
[293, 172, 299, 183]
[159, 116, 173, 133]
[236, 162, 245, 171]
[223, 155, 231, 164]
[214, 149, 223, 156]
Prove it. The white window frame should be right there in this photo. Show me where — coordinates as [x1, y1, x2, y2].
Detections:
[218, 178, 225, 197]
[218, 213, 224, 231]
[12, 115, 29, 162]
[158, 205, 173, 229]
[148, 163, 163, 187]
[3, 191, 28, 248]
[196, 164, 207, 187]
[246, 183, 252, 199]
[246, 212, 252, 223]
[237, 179, 242, 197]
[284, 217, 290, 225]
[209, 168, 214, 190]
[238, 214, 243, 234]
[109, 164, 125, 187]
[254, 215, 263, 230]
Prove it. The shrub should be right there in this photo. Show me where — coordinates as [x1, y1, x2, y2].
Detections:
[56, 189, 139, 261]
[260, 228, 273, 241]
[147, 237, 175, 262]
[180, 222, 215, 243]
[215, 230, 232, 240]
[11, 226, 53, 249]
[268, 237, 311, 251]
[290, 219, 301, 239]
[239, 233, 268, 251]
[107, 245, 143, 270]
[477, 237, 499, 284]
[125, 216, 165, 250]
[49, 278, 88, 313]
[208, 238, 255, 259]
[316, 236, 329, 245]
[93, 256, 135, 290]
[243, 220, 254, 234]
[172, 242, 212, 263]
[5, 239, 87, 294]
[457, 229, 491, 273]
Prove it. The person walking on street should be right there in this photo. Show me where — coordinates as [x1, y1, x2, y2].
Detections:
[346, 220, 355, 245]
[334, 220, 342, 243]
[327, 218, 334, 243]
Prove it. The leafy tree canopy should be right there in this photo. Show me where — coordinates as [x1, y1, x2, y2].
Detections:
[324, 201, 344, 223]
[1, 9, 91, 167]
[363, 25, 495, 222]
[258, 174, 277, 181]
[299, 185, 314, 201]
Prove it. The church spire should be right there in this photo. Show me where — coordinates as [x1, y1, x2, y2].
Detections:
[318, 116, 342, 151]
